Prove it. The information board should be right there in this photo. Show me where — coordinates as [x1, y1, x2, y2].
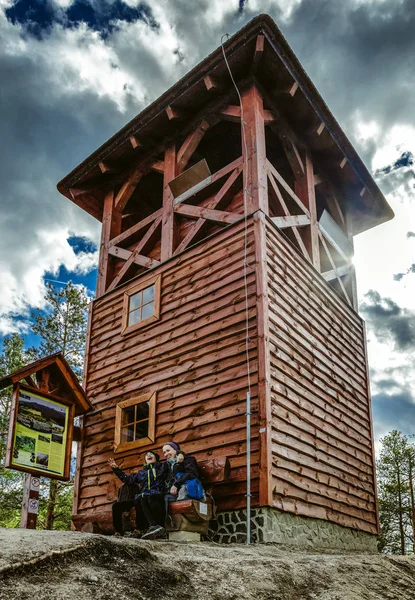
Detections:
[9, 387, 70, 478]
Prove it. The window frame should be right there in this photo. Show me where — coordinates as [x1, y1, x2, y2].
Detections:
[121, 274, 161, 335]
[114, 392, 156, 454]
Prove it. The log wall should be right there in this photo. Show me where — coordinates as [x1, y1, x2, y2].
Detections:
[76, 219, 259, 521]
[265, 219, 378, 535]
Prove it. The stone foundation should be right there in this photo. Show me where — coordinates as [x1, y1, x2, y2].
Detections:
[208, 508, 378, 552]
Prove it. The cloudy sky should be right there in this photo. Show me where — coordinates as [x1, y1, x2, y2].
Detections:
[0, 0, 414, 445]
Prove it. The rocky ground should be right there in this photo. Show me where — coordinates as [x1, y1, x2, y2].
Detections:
[0, 529, 415, 600]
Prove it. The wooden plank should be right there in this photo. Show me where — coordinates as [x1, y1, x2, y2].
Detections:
[174, 204, 241, 224]
[219, 105, 241, 122]
[204, 75, 218, 92]
[241, 86, 268, 214]
[161, 145, 177, 260]
[318, 230, 351, 305]
[150, 160, 164, 174]
[281, 137, 304, 178]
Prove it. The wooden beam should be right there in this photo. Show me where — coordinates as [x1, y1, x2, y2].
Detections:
[321, 264, 350, 282]
[114, 167, 143, 212]
[98, 161, 112, 174]
[340, 157, 347, 169]
[219, 105, 241, 122]
[204, 75, 218, 92]
[318, 230, 351, 304]
[281, 137, 304, 179]
[263, 110, 275, 124]
[24, 376, 38, 388]
[253, 34, 265, 71]
[108, 245, 160, 269]
[294, 150, 320, 270]
[96, 190, 122, 296]
[161, 145, 177, 261]
[107, 216, 162, 292]
[267, 160, 310, 218]
[316, 122, 325, 136]
[268, 171, 310, 260]
[174, 204, 241, 224]
[129, 135, 142, 149]
[272, 215, 310, 229]
[313, 173, 324, 186]
[151, 160, 165, 174]
[166, 105, 180, 121]
[177, 119, 210, 173]
[288, 81, 298, 97]
[173, 156, 243, 206]
[241, 86, 268, 214]
[109, 208, 163, 248]
[173, 165, 242, 255]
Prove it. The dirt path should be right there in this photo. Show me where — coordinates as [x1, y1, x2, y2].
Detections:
[0, 529, 414, 600]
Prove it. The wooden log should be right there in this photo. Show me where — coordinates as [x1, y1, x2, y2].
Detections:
[168, 498, 213, 522]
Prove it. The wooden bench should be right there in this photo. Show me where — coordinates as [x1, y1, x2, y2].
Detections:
[72, 456, 230, 538]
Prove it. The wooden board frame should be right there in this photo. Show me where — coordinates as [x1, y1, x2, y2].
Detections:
[5, 383, 75, 481]
[121, 273, 162, 336]
[114, 391, 156, 454]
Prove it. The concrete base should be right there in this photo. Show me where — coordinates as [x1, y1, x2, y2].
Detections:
[208, 508, 378, 553]
[169, 531, 201, 542]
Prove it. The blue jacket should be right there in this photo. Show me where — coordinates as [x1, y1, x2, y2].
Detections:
[113, 462, 165, 497]
[163, 454, 199, 491]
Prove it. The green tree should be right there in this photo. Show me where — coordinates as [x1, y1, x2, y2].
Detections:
[377, 430, 415, 554]
[30, 282, 89, 530]
[0, 334, 30, 527]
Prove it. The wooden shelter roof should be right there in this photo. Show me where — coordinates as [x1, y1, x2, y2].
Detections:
[57, 13, 393, 236]
[0, 353, 91, 416]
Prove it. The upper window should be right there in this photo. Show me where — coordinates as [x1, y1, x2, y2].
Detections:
[121, 274, 161, 334]
[114, 392, 156, 453]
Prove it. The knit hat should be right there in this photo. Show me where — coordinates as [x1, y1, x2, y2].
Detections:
[144, 450, 160, 462]
[164, 441, 180, 453]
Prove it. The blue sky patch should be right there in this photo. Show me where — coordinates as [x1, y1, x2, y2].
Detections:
[6, 0, 159, 39]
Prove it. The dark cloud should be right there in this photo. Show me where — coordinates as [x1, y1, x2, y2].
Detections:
[376, 151, 414, 176]
[361, 290, 415, 351]
[408, 232, 415, 238]
[6, 0, 158, 39]
[372, 388, 415, 439]
[394, 264, 415, 282]
[238, 0, 246, 14]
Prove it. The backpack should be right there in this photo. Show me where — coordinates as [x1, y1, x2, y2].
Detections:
[185, 478, 205, 500]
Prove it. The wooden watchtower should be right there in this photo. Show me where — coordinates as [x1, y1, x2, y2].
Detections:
[58, 15, 393, 547]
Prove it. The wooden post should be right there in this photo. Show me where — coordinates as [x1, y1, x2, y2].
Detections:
[161, 145, 177, 261]
[240, 86, 268, 215]
[294, 149, 320, 271]
[254, 211, 273, 507]
[96, 190, 122, 296]
[20, 473, 40, 529]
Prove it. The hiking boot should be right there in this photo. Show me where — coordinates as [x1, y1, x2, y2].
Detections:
[141, 525, 166, 539]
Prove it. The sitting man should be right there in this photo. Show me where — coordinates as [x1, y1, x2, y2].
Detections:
[108, 449, 166, 539]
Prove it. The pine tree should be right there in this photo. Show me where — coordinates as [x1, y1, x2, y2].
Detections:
[377, 430, 415, 554]
[30, 282, 89, 529]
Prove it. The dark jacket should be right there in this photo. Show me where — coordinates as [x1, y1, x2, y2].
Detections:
[113, 462, 165, 497]
[163, 454, 199, 491]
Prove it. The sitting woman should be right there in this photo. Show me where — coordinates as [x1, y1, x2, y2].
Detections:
[108, 450, 166, 539]
[162, 442, 205, 509]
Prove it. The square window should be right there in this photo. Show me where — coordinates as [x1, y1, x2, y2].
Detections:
[114, 392, 156, 453]
[122, 275, 161, 335]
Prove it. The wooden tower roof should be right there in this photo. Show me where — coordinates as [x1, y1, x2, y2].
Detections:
[57, 14, 393, 236]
